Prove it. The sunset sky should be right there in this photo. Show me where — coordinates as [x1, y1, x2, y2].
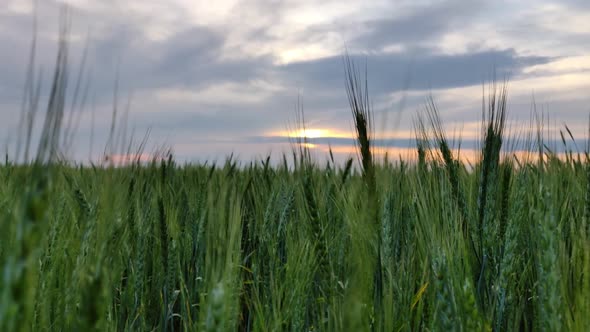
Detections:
[1, 0, 590, 163]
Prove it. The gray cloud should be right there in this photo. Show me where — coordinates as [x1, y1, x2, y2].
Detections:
[279, 49, 552, 94]
[558, 0, 590, 10]
[0, 0, 588, 163]
[350, 1, 488, 50]
[84, 22, 275, 103]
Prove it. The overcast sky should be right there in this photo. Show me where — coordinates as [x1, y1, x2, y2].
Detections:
[1, 0, 589, 164]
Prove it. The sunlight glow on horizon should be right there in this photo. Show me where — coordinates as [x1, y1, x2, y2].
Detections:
[271, 128, 351, 139]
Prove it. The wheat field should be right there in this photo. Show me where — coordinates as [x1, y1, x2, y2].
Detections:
[1, 30, 590, 332]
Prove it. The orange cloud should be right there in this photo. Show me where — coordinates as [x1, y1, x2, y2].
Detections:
[103, 153, 163, 166]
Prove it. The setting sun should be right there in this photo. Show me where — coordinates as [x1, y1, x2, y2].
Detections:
[290, 129, 329, 139]
[270, 128, 349, 139]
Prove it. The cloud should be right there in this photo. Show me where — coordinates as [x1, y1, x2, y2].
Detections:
[349, 0, 489, 51]
[0, 0, 589, 163]
[242, 134, 584, 156]
[279, 48, 552, 95]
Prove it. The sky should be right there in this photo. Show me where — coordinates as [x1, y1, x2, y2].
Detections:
[1, 0, 590, 164]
